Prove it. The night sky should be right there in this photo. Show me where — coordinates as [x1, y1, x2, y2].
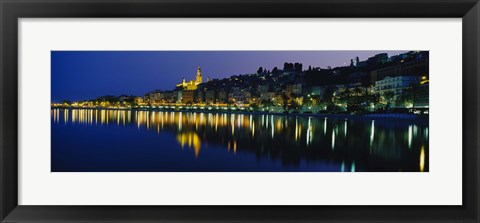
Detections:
[51, 51, 407, 102]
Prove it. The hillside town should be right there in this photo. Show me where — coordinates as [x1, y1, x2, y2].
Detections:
[53, 51, 429, 115]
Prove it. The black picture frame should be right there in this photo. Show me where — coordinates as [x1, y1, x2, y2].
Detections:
[1, 0, 479, 222]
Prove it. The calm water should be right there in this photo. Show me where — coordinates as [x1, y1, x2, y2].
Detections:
[51, 109, 429, 172]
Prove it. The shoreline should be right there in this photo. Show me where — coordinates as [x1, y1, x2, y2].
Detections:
[51, 106, 429, 122]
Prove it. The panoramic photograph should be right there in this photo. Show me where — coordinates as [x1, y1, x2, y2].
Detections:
[51, 51, 429, 172]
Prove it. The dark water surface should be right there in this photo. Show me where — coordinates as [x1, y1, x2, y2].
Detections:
[51, 109, 429, 172]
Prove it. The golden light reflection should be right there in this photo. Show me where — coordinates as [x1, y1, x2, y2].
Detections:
[59, 109, 285, 158]
[64, 109, 68, 124]
[208, 113, 214, 128]
[55, 109, 340, 158]
[178, 112, 182, 130]
[295, 118, 301, 141]
[237, 114, 241, 128]
[72, 109, 76, 123]
[176, 132, 201, 158]
[276, 119, 282, 131]
[53, 109, 429, 168]
[146, 111, 150, 129]
[252, 121, 255, 138]
[117, 110, 120, 125]
[420, 145, 425, 172]
[106, 110, 109, 124]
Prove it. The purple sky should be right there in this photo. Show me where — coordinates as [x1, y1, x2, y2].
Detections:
[51, 50, 408, 102]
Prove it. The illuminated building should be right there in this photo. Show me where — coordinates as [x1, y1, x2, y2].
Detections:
[176, 66, 203, 90]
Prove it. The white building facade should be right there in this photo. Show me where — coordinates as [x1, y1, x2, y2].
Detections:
[374, 75, 420, 107]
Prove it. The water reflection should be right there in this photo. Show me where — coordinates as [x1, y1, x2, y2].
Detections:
[52, 109, 429, 172]
[177, 132, 201, 158]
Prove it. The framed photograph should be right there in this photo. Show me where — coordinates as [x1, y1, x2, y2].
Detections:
[1, 0, 478, 222]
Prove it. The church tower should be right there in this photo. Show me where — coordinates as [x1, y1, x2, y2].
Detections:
[196, 66, 202, 84]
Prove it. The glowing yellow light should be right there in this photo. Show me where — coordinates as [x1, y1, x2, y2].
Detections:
[420, 145, 425, 172]
[251, 122, 255, 138]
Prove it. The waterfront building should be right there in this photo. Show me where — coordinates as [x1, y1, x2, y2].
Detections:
[374, 75, 421, 107]
[155, 91, 175, 103]
[151, 91, 162, 102]
[374, 76, 420, 94]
